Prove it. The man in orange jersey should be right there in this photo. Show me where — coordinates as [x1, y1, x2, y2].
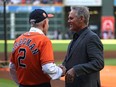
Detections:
[9, 9, 66, 87]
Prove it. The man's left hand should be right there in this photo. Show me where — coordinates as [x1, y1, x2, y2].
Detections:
[66, 68, 75, 83]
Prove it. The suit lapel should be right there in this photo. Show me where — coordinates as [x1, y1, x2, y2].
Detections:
[64, 40, 72, 58]
[65, 29, 90, 62]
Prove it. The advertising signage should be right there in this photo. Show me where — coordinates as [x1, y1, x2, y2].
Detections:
[64, 0, 102, 6]
[114, 0, 116, 6]
[0, 6, 62, 13]
[101, 16, 115, 39]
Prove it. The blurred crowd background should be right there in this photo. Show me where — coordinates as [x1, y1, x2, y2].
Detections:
[0, 0, 62, 5]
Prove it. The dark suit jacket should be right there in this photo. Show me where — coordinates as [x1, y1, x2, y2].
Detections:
[63, 28, 104, 87]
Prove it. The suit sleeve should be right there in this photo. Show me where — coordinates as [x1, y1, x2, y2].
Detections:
[73, 35, 104, 77]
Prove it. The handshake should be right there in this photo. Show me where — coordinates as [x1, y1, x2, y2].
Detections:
[59, 65, 75, 83]
[59, 65, 66, 77]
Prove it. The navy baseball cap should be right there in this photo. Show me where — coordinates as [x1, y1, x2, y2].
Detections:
[29, 9, 54, 24]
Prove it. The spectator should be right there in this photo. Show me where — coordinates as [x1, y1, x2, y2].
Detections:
[41, 0, 49, 4]
[21, 0, 26, 4]
[10, 0, 21, 4]
[54, 0, 62, 4]
[33, 0, 40, 5]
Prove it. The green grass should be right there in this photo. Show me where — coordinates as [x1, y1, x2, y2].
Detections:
[103, 44, 116, 51]
[0, 43, 14, 52]
[0, 79, 17, 87]
[0, 42, 116, 52]
[52, 43, 68, 51]
[105, 58, 116, 65]
[56, 58, 116, 66]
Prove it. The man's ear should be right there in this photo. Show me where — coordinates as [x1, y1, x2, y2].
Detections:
[80, 16, 84, 21]
[43, 20, 46, 28]
[79, 16, 85, 23]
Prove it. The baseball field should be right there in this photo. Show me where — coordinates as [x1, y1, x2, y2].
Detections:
[0, 40, 116, 87]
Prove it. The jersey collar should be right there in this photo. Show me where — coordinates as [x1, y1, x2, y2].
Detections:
[29, 27, 44, 35]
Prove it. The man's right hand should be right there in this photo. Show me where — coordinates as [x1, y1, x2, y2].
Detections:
[59, 64, 66, 77]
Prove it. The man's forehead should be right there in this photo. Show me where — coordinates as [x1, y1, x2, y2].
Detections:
[68, 10, 76, 16]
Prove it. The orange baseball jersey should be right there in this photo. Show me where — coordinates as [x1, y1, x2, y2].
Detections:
[10, 32, 54, 85]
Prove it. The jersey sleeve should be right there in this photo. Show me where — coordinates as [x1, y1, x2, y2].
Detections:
[10, 40, 17, 63]
[40, 38, 54, 65]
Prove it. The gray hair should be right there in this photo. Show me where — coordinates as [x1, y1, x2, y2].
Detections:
[30, 19, 46, 27]
[71, 6, 90, 25]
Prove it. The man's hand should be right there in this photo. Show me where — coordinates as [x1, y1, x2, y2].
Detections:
[59, 64, 66, 77]
[65, 68, 75, 83]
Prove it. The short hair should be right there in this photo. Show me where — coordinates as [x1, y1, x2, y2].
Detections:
[30, 19, 46, 27]
[71, 6, 90, 25]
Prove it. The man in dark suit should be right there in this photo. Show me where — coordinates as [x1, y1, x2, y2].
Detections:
[62, 6, 104, 87]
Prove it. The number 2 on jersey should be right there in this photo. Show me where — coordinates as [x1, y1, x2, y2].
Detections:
[18, 48, 26, 68]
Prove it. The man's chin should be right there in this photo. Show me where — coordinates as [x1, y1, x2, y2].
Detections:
[69, 28, 73, 31]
